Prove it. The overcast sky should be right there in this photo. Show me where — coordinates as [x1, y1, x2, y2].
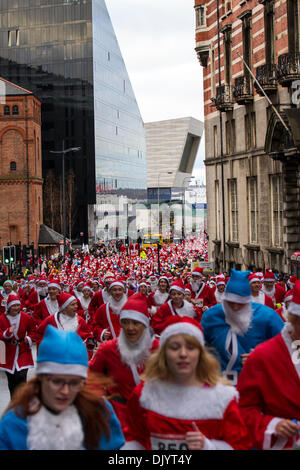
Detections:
[106, 0, 206, 184]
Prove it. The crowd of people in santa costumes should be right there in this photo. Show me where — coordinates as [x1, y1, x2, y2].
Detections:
[0, 235, 300, 450]
[89, 293, 159, 435]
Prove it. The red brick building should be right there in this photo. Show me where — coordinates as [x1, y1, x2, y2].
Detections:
[194, 1, 300, 274]
[0, 78, 43, 250]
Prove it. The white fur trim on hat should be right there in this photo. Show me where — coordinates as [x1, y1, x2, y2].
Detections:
[223, 292, 252, 304]
[170, 286, 185, 295]
[160, 323, 204, 347]
[6, 299, 21, 311]
[109, 281, 125, 290]
[119, 309, 150, 327]
[48, 283, 61, 290]
[36, 361, 87, 378]
[287, 301, 300, 317]
[59, 296, 76, 312]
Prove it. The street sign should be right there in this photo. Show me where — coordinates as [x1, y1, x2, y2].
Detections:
[191, 261, 214, 274]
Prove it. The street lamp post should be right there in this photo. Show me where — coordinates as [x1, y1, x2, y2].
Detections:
[50, 140, 81, 261]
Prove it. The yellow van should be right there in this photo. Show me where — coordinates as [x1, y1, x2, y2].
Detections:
[142, 234, 163, 248]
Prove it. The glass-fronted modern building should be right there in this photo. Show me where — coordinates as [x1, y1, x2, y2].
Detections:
[0, 0, 147, 243]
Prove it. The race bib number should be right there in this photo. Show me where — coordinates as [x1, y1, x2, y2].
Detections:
[150, 433, 189, 450]
[196, 299, 203, 307]
[1, 300, 7, 307]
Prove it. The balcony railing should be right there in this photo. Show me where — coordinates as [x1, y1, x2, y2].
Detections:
[277, 52, 300, 86]
[211, 84, 234, 112]
[255, 63, 277, 95]
[233, 76, 253, 104]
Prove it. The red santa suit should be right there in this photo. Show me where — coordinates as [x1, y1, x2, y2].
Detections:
[0, 291, 11, 315]
[35, 311, 93, 351]
[251, 290, 276, 309]
[150, 300, 202, 335]
[125, 380, 252, 450]
[237, 323, 300, 450]
[186, 281, 216, 309]
[0, 311, 36, 373]
[92, 301, 125, 342]
[148, 290, 169, 310]
[89, 332, 159, 432]
[33, 296, 59, 326]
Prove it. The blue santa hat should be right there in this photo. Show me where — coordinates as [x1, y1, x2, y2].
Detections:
[36, 325, 88, 378]
[223, 269, 252, 304]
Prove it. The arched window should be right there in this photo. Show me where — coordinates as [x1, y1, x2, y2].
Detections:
[4, 105, 10, 115]
[12, 105, 19, 115]
[10, 161, 17, 171]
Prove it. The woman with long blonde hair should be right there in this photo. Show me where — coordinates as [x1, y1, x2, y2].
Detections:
[123, 316, 252, 450]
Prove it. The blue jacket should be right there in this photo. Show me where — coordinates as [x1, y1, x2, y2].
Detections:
[0, 399, 125, 450]
[201, 302, 284, 374]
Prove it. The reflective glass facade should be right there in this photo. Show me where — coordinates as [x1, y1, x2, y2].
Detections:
[0, 0, 147, 242]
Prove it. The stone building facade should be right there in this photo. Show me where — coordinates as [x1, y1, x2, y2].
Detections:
[194, 0, 300, 274]
[0, 78, 42, 249]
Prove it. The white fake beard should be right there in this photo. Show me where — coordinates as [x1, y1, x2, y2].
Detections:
[153, 290, 169, 306]
[215, 289, 225, 304]
[59, 313, 78, 332]
[190, 279, 202, 293]
[175, 300, 196, 318]
[37, 287, 48, 297]
[262, 284, 275, 298]
[223, 301, 253, 336]
[149, 281, 158, 292]
[117, 328, 152, 367]
[109, 294, 127, 315]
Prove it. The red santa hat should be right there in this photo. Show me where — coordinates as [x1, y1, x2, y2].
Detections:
[6, 294, 21, 312]
[191, 267, 204, 277]
[82, 282, 93, 293]
[216, 275, 226, 286]
[248, 273, 261, 284]
[288, 275, 297, 289]
[160, 316, 204, 347]
[169, 279, 186, 295]
[284, 289, 294, 304]
[287, 280, 300, 316]
[263, 270, 276, 282]
[158, 275, 170, 285]
[57, 292, 77, 312]
[108, 279, 126, 291]
[119, 293, 150, 327]
[48, 279, 61, 291]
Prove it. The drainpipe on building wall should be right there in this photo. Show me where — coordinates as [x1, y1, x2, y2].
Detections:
[25, 95, 30, 247]
[216, 0, 226, 272]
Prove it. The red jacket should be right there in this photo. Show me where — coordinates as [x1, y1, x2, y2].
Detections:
[185, 283, 216, 309]
[151, 300, 202, 335]
[0, 311, 36, 372]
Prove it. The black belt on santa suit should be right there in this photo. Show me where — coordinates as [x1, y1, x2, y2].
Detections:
[7, 338, 25, 345]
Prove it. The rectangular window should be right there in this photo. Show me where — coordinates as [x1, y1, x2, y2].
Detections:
[226, 119, 236, 155]
[270, 175, 283, 246]
[228, 179, 238, 241]
[248, 177, 258, 243]
[195, 6, 206, 28]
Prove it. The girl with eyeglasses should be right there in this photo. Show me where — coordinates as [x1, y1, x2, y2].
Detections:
[0, 326, 124, 450]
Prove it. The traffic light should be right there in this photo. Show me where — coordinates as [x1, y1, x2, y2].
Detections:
[9, 246, 16, 263]
[2, 246, 10, 265]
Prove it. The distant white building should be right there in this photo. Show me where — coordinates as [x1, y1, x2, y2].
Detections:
[145, 117, 204, 202]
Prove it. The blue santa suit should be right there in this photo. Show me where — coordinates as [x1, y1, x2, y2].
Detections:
[0, 399, 125, 450]
[201, 302, 284, 376]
